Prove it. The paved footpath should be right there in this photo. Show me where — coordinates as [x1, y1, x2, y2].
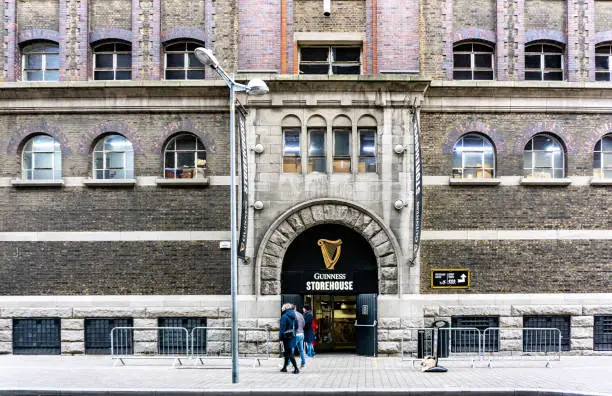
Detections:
[0, 354, 611, 395]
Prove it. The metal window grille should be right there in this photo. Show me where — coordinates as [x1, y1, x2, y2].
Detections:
[158, 317, 207, 355]
[523, 315, 570, 352]
[13, 318, 61, 355]
[451, 316, 499, 352]
[594, 316, 612, 351]
[85, 318, 133, 355]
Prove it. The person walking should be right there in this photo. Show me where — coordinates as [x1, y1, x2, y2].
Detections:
[279, 303, 299, 373]
[303, 304, 315, 357]
[293, 304, 307, 368]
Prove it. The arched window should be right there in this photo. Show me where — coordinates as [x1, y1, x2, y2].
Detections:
[452, 133, 495, 179]
[22, 135, 62, 180]
[163, 133, 206, 179]
[523, 134, 565, 179]
[93, 42, 132, 80]
[22, 42, 59, 81]
[93, 134, 134, 179]
[164, 41, 205, 80]
[595, 44, 612, 82]
[594, 134, 612, 179]
[332, 116, 351, 173]
[525, 43, 564, 81]
[453, 42, 494, 80]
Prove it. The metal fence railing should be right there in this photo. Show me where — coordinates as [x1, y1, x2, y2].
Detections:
[401, 327, 563, 368]
[110, 326, 271, 367]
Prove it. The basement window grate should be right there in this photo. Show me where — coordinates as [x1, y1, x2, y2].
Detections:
[85, 318, 133, 355]
[594, 316, 612, 351]
[452, 316, 499, 352]
[13, 318, 61, 355]
[523, 315, 570, 352]
[158, 317, 207, 355]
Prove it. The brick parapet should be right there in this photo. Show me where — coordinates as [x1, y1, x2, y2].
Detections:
[377, 0, 419, 72]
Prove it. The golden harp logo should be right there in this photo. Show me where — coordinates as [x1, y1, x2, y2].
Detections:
[317, 239, 342, 270]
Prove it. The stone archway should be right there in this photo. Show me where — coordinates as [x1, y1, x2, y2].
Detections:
[256, 199, 402, 296]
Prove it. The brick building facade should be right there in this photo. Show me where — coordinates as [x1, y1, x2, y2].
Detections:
[0, 0, 610, 356]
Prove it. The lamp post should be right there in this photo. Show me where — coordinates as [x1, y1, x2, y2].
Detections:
[194, 47, 268, 384]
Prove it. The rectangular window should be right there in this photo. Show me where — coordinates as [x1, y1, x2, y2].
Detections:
[308, 129, 326, 173]
[333, 130, 351, 173]
[299, 46, 361, 75]
[85, 318, 133, 355]
[594, 316, 612, 351]
[452, 316, 499, 352]
[158, 317, 207, 355]
[523, 315, 570, 352]
[283, 129, 301, 173]
[13, 318, 61, 355]
[358, 129, 376, 173]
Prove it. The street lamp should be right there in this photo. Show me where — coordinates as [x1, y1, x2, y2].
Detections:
[194, 47, 268, 384]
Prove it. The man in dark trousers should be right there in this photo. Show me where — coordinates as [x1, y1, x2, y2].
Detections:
[303, 304, 315, 357]
[279, 303, 299, 373]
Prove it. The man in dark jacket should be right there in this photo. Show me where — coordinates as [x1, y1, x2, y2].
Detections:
[303, 304, 315, 357]
[279, 303, 299, 373]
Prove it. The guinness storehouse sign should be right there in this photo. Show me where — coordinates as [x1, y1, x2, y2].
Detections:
[281, 224, 378, 295]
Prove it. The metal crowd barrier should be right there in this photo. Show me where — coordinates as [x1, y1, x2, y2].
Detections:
[483, 327, 562, 367]
[190, 326, 271, 367]
[401, 327, 562, 368]
[111, 326, 189, 367]
[110, 326, 271, 367]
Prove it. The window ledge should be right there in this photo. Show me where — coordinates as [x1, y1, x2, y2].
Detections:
[155, 177, 210, 187]
[449, 178, 500, 186]
[519, 177, 572, 186]
[590, 178, 612, 186]
[83, 178, 136, 187]
[10, 179, 64, 187]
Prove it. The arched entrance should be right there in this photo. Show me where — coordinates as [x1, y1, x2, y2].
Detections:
[255, 199, 402, 356]
[282, 223, 378, 354]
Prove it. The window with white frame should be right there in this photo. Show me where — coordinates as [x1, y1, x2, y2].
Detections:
[93, 134, 134, 179]
[452, 133, 495, 179]
[358, 129, 376, 173]
[93, 42, 132, 80]
[453, 42, 494, 80]
[595, 45, 612, 82]
[525, 43, 564, 81]
[594, 134, 612, 179]
[308, 129, 326, 172]
[523, 134, 565, 179]
[22, 42, 59, 81]
[164, 42, 205, 80]
[283, 129, 301, 173]
[22, 135, 62, 180]
[299, 46, 361, 75]
[333, 129, 351, 173]
[163, 134, 207, 179]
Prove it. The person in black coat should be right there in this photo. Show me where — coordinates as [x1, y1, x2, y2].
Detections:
[279, 303, 299, 373]
[303, 304, 315, 357]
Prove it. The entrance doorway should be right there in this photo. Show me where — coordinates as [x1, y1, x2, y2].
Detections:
[306, 295, 356, 352]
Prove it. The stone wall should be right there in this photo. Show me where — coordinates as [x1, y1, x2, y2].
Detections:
[0, 113, 230, 177]
[525, 0, 566, 33]
[453, 0, 496, 32]
[420, 112, 612, 176]
[17, 0, 59, 31]
[420, 240, 612, 294]
[293, 0, 366, 33]
[0, 241, 230, 295]
[595, 0, 612, 33]
[90, 0, 131, 31]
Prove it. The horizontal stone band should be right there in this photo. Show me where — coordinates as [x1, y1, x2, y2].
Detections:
[0, 231, 230, 242]
[422, 230, 612, 240]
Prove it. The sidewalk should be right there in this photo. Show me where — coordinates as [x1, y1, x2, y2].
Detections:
[0, 354, 611, 395]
